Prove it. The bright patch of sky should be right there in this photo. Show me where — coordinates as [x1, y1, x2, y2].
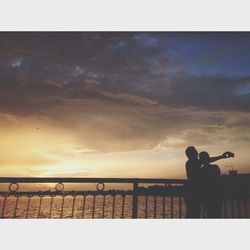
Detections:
[10, 57, 23, 68]
[235, 85, 250, 95]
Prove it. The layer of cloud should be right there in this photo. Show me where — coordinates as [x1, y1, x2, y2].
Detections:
[0, 32, 250, 155]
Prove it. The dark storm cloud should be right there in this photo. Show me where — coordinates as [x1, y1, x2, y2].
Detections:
[1, 32, 250, 111]
[151, 73, 250, 112]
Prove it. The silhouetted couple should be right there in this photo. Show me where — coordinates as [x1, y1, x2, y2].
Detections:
[185, 146, 234, 218]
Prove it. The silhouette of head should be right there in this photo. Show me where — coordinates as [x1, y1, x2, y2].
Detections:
[185, 146, 198, 160]
[199, 151, 210, 164]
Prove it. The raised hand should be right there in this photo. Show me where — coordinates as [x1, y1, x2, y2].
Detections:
[222, 151, 235, 158]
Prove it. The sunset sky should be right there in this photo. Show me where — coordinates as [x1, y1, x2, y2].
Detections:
[0, 32, 249, 178]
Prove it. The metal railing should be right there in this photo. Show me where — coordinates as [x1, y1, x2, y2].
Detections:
[0, 177, 249, 218]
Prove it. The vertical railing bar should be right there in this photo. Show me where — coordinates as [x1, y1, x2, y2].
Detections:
[237, 199, 241, 218]
[145, 195, 148, 219]
[244, 198, 248, 218]
[92, 195, 96, 219]
[112, 195, 115, 219]
[13, 196, 19, 218]
[81, 195, 86, 219]
[121, 194, 125, 219]
[231, 199, 234, 218]
[37, 196, 43, 218]
[132, 182, 138, 219]
[224, 199, 228, 218]
[49, 196, 54, 219]
[162, 195, 166, 218]
[202, 205, 206, 218]
[60, 195, 65, 219]
[171, 195, 174, 218]
[71, 195, 76, 219]
[154, 195, 157, 218]
[102, 195, 106, 219]
[1, 196, 7, 218]
[179, 196, 182, 218]
[25, 196, 31, 219]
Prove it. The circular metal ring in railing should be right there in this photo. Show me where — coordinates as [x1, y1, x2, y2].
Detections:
[8, 183, 19, 192]
[96, 182, 105, 192]
[55, 182, 64, 192]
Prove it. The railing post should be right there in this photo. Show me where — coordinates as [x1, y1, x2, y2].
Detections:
[132, 182, 138, 218]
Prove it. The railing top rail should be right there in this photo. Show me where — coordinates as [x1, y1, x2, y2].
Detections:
[0, 177, 186, 184]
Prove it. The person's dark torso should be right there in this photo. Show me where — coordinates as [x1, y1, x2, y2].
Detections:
[201, 164, 221, 197]
[185, 159, 203, 197]
[186, 159, 202, 184]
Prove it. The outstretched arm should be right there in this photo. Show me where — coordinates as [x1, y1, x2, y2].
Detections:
[209, 155, 224, 163]
[209, 152, 234, 163]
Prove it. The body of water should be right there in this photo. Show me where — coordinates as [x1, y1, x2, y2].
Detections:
[0, 195, 249, 218]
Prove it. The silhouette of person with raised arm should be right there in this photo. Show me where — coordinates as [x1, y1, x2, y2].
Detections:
[184, 146, 234, 218]
[199, 151, 233, 218]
